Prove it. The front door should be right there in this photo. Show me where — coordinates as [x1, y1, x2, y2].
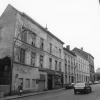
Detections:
[48, 75, 52, 90]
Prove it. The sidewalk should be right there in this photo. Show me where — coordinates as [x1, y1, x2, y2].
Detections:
[1, 88, 65, 100]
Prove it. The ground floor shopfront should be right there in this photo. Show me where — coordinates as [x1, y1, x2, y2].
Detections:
[12, 62, 40, 94]
[39, 68, 63, 90]
[0, 58, 64, 96]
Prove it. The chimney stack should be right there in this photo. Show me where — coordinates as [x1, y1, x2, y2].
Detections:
[66, 45, 70, 50]
[81, 47, 83, 51]
[45, 24, 48, 30]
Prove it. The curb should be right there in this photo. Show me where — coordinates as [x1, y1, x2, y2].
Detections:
[1, 88, 65, 100]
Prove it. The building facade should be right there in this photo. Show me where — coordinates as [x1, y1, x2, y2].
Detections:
[63, 46, 76, 84]
[73, 48, 95, 82]
[88, 54, 95, 82]
[0, 4, 64, 95]
[73, 48, 90, 83]
[0, 4, 95, 96]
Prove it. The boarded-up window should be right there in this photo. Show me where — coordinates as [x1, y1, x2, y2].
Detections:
[25, 79, 30, 88]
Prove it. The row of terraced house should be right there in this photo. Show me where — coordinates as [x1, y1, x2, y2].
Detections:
[0, 4, 95, 96]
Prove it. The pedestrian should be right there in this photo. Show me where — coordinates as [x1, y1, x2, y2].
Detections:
[18, 83, 23, 96]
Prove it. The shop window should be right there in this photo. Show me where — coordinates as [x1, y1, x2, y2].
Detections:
[31, 52, 36, 67]
[25, 79, 30, 88]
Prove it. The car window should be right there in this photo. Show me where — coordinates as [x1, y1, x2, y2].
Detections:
[75, 83, 85, 87]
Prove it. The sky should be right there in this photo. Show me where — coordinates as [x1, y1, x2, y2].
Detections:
[0, 0, 100, 70]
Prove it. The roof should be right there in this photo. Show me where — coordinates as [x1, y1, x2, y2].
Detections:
[73, 47, 94, 60]
[63, 47, 76, 56]
[6, 4, 64, 45]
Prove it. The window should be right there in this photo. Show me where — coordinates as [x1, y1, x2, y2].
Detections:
[40, 38, 44, 50]
[14, 47, 20, 62]
[40, 55, 44, 68]
[55, 60, 57, 70]
[55, 47, 57, 55]
[49, 58, 52, 69]
[31, 52, 36, 67]
[65, 64, 67, 73]
[50, 43, 52, 54]
[20, 26, 27, 42]
[25, 79, 30, 88]
[20, 48, 25, 63]
[59, 62, 61, 71]
[59, 49, 61, 57]
[31, 33, 36, 46]
[32, 79, 36, 87]
[68, 65, 70, 73]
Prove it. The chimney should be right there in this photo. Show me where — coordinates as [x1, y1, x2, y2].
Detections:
[66, 45, 70, 50]
[45, 24, 48, 30]
[81, 47, 83, 51]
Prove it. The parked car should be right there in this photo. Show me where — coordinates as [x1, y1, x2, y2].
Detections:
[65, 83, 73, 89]
[74, 82, 92, 94]
[94, 81, 99, 84]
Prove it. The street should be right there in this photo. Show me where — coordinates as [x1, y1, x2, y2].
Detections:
[11, 84, 100, 100]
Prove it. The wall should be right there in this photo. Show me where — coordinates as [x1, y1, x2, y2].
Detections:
[12, 63, 39, 91]
[0, 5, 17, 58]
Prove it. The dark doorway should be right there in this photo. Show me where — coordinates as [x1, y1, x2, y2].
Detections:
[71, 76, 74, 83]
[48, 75, 53, 90]
[0, 56, 11, 85]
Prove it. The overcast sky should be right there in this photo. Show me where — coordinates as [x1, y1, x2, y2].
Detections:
[0, 0, 100, 70]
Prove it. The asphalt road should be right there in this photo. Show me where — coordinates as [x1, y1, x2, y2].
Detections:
[11, 84, 100, 100]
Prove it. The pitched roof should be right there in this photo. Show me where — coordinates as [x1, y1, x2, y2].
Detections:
[73, 47, 94, 60]
[63, 47, 76, 56]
